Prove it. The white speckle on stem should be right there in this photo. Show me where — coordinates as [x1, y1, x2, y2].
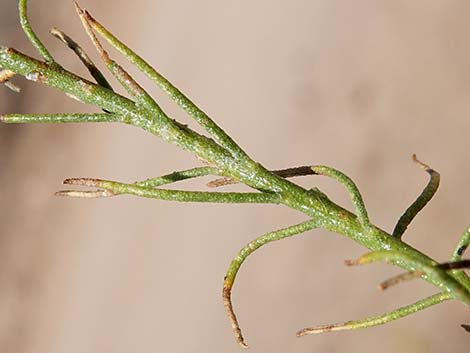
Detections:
[25, 71, 42, 82]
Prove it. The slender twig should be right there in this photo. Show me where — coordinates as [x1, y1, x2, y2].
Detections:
[453, 227, 470, 261]
[74, 2, 247, 159]
[345, 251, 470, 304]
[223, 219, 319, 348]
[208, 166, 316, 187]
[56, 189, 114, 198]
[0, 113, 117, 124]
[379, 260, 470, 291]
[393, 155, 440, 238]
[50, 28, 112, 90]
[74, 3, 160, 116]
[57, 178, 281, 204]
[379, 259, 470, 292]
[0, 47, 235, 170]
[135, 167, 218, 188]
[19, 0, 55, 63]
[297, 292, 451, 336]
[311, 165, 370, 229]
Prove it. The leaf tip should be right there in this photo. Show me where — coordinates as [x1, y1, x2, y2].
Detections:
[223, 283, 249, 348]
[73, 1, 84, 15]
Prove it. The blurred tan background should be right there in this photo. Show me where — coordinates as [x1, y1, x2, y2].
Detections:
[1, 1, 470, 352]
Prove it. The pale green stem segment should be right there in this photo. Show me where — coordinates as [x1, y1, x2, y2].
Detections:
[57, 178, 280, 205]
[0, 113, 116, 124]
[311, 166, 370, 229]
[50, 28, 113, 91]
[135, 167, 217, 188]
[77, 3, 247, 159]
[453, 227, 470, 261]
[346, 250, 470, 304]
[74, 3, 162, 121]
[297, 292, 451, 336]
[393, 155, 440, 238]
[19, 0, 55, 63]
[223, 219, 319, 348]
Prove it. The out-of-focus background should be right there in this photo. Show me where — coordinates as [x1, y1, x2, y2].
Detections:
[1, 1, 469, 352]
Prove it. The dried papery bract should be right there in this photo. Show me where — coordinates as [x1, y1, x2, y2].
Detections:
[0, 0, 469, 348]
[0, 69, 20, 92]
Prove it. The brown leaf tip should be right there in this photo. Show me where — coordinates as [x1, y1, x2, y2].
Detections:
[73, 1, 84, 15]
[222, 285, 248, 348]
[344, 259, 360, 266]
[296, 324, 336, 337]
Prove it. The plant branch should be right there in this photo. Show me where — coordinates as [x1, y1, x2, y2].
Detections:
[50, 28, 113, 91]
[223, 219, 319, 348]
[393, 154, 440, 238]
[297, 292, 451, 335]
[311, 165, 370, 229]
[0, 113, 116, 124]
[19, 0, 55, 63]
[453, 227, 470, 261]
[136, 167, 218, 188]
[57, 177, 281, 204]
[1, 2, 469, 348]
[75, 2, 164, 119]
[74, 2, 247, 159]
[208, 166, 316, 187]
[0, 47, 237, 172]
[345, 251, 470, 304]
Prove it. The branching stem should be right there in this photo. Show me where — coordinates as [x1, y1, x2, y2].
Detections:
[1, 2, 469, 348]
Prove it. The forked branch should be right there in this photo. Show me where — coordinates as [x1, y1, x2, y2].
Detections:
[0, 0, 469, 349]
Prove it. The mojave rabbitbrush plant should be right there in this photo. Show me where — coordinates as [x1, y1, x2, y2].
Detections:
[1, 0, 469, 348]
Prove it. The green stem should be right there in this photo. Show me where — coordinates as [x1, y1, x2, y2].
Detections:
[75, 3, 164, 122]
[311, 165, 370, 229]
[19, 0, 55, 63]
[59, 178, 281, 205]
[2, 4, 470, 347]
[346, 250, 470, 304]
[135, 167, 217, 188]
[453, 227, 470, 261]
[50, 28, 113, 91]
[223, 219, 319, 348]
[79, 5, 247, 159]
[0, 113, 115, 124]
[297, 292, 451, 336]
[393, 155, 440, 238]
[0, 47, 235, 171]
